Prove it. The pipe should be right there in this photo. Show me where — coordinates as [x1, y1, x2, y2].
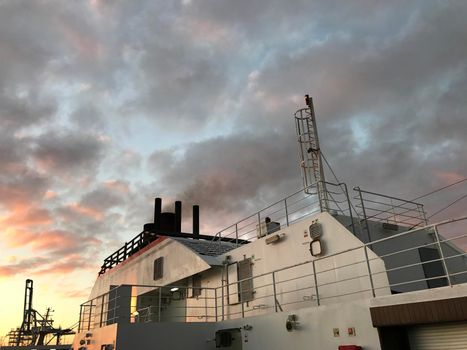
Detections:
[193, 205, 200, 239]
[154, 198, 162, 229]
[175, 201, 182, 233]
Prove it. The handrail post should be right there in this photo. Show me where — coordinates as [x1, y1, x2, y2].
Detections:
[342, 183, 356, 234]
[257, 212, 261, 233]
[205, 288, 208, 322]
[364, 246, 376, 297]
[87, 299, 93, 331]
[99, 295, 105, 327]
[433, 226, 452, 286]
[158, 287, 162, 322]
[272, 272, 278, 312]
[420, 204, 428, 225]
[235, 224, 238, 246]
[78, 305, 83, 332]
[239, 280, 245, 318]
[284, 198, 289, 227]
[221, 282, 225, 321]
[113, 288, 119, 324]
[214, 288, 218, 322]
[312, 260, 320, 306]
[356, 187, 372, 243]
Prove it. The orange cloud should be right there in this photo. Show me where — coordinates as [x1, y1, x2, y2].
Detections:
[435, 171, 465, 185]
[34, 257, 95, 276]
[0, 257, 50, 278]
[1, 207, 52, 229]
[0, 253, 98, 279]
[67, 203, 104, 221]
[104, 180, 130, 194]
[5, 229, 101, 254]
[0, 266, 16, 278]
[61, 289, 92, 299]
[44, 190, 58, 200]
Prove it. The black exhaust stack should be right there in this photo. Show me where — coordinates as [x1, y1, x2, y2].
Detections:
[154, 198, 162, 230]
[175, 201, 182, 233]
[144, 198, 239, 242]
[193, 205, 200, 239]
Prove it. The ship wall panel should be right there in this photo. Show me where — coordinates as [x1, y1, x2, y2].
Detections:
[208, 212, 390, 320]
[89, 239, 212, 300]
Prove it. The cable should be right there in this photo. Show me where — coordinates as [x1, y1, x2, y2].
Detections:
[412, 177, 467, 201]
[321, 152, 342, 184]
[322, 151, 467, 223]
[427, 193, 467, 220]
[321, 152, 361, 219]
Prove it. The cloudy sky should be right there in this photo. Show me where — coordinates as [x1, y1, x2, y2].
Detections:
[1, 0, 467, 338]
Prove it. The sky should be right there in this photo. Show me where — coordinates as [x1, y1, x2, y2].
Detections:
[1, 0, 467, 340]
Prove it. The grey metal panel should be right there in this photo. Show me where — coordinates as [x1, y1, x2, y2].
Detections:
[172, 237, 237, 256]
[408, 322, 467, 350]
[238, 259, 254, 302]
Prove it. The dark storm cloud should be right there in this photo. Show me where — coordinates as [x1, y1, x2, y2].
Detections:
[118, 4, 231, 129]
[0, 0, 466, 286]
[148, 131, 299, 218]
[70, 104, 107, 130]
[0, 171, 49, 208]
[0, 135, 28, 174]
[80, 186, 124, 211]
[228, 1, 467, 193]
[139, 0, 467, 228]
[32, 131, 107, 175]
[0, 94, 57, 133]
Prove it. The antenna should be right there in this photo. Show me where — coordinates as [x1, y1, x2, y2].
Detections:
[294, 95, 329, 212]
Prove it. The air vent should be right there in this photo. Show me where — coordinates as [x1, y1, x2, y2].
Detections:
[309, 221, 322, 239]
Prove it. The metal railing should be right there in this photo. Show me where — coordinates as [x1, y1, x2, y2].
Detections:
[79, 216, 467, 331]
[97, 182, 435, 275]
[97, 181, 353, 275]
[354, 187, 427, 232]
[210, 181, 355, 245]
[98, 231, 157, 275]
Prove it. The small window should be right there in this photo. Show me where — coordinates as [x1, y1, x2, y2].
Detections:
[153, 257, 164, 280]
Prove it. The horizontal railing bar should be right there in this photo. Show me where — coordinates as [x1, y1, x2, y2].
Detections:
[316, 273, 371, 288]
[383, 257, 445, 273]
[275, 272, 315, 284]
[81, 216, 467, 330]
[359, 198, 419, 211]
[211, 182, 323, 240]
[375, 241, 438, 259]
[361, 207, 424, 222]
[353, 188, 424, 206]
[319, 287, 373, 300]
[387, 274, 449, 288]
[442, 251, 467, 261]
[438, 232, 467, 245]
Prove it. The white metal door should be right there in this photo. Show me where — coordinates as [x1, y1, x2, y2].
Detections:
[408, 322, 467, 350]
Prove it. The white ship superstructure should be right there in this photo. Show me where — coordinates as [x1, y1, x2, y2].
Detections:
[67, 97, 467, 350]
